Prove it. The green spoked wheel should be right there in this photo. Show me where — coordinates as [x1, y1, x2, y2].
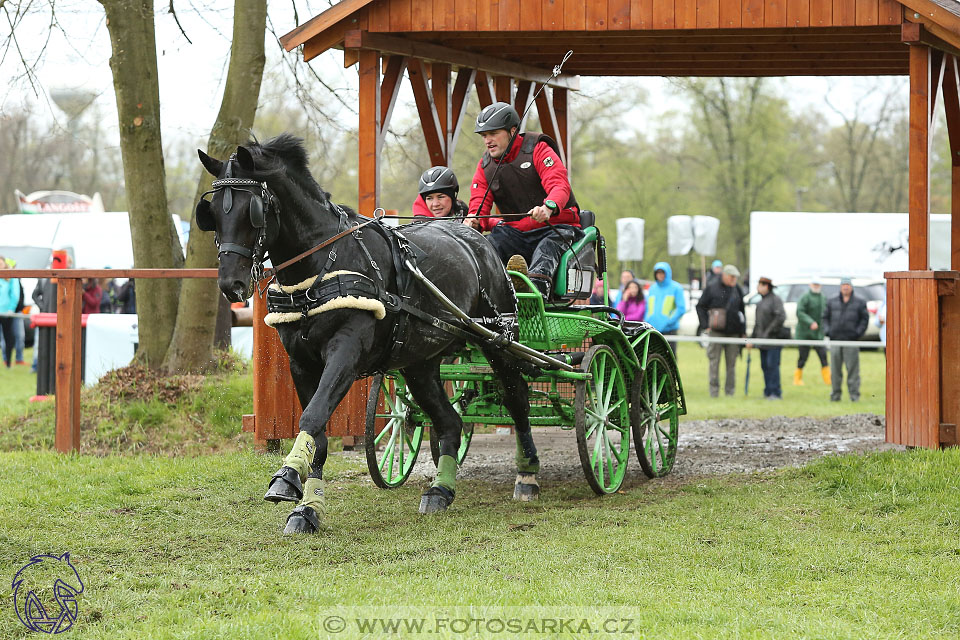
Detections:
[575, 344, 631, 495]
[632, 352, 680, 478]
[429, 379, 476, 466]
[364, 374, 424, 488]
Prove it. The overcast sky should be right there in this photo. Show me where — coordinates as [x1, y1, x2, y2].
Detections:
[1, 1, 909, 146]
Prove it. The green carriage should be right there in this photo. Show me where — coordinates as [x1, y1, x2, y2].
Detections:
[364, 220, 686, 495]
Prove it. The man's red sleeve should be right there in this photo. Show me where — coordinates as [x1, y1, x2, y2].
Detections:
[412, 196, 432, 217]
[532, 142, 571, 209]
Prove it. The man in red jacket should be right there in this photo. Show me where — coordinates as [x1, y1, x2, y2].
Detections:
[464, 102, 582, 297]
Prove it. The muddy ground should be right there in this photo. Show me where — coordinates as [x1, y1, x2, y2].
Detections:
[343, 413, 901, 487]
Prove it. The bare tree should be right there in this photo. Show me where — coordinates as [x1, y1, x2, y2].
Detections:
[98, 0, 184, 366]
[162, 0, 267, 371]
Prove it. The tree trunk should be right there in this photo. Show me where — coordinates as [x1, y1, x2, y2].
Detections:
[99, 0, 184, 367]
[162, 0, 267, 372]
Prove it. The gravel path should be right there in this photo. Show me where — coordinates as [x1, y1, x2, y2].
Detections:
[341, 413, 902, 486]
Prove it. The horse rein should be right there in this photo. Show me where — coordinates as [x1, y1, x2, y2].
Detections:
[260, 210, 383, 281]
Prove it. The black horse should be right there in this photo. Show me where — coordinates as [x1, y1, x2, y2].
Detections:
[197, 135, 541, 534]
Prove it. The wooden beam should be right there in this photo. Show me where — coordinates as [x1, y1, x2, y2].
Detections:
[358, 49, 380, 216]
[343, 30, 580, 89]
[55, 278, 82, 453]
[553, 87, 570, 171]
[910, 44, 931, 271]
[514, 79, 535, 130]
[379, 56, 407, 150]
[943, 56, 960, 270]
[535, 86, 566, 164]
[280, 0, 375, 50]
[900, 0, 960, 40]
[343, 49, 359, 67]
[475, 71, 496, 108]
[903, 18, 960, 60]
[449, 67, 476, 157]
[495, 76, 514, 103]
[409, 58, 447, 165]
[432, 63, 451, 152]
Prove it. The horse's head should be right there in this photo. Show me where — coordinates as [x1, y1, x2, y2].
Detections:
[196, 145, 278, 302]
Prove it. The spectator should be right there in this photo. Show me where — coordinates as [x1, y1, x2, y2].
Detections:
[609, 269, 635, 306]
[117, 279, 137, 314]
[5, 256, 26, 364]
[795, 278, 830, 386]
[81, 278, 102, 314]
[645, 262, 686, 357]
[875, 299, 887, 349]
[99, 273, 120, 314]
[589, 278, 609, 306]
[0, 257, 21, 367]
[822, 277, 869, 402]
[696, 264, 746, 397]
[617, 279, 646, 322]
[749, 276, 787, 400]
[705, 259, 723, 289]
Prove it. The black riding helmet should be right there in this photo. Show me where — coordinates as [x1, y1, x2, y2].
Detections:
[418, 166, 459, 201]
[474, 102, 520, 134]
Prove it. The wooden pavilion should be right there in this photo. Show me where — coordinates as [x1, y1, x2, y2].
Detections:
[241, 0, 960, 450]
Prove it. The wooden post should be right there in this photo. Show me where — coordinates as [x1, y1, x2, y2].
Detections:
[251, 283, 301, 451]
[553, 87, 571, 173]
[943, 55, 960, 270]
[358, 49, 381, 216]
[909, 44, 931, 270]
[55, 278, 82, 453]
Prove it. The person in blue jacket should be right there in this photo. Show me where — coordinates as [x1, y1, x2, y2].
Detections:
[644, 261, 686, 357]
[0, 257, 22, 368]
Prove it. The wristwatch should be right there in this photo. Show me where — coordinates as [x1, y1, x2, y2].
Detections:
[544, 199, 559, 215]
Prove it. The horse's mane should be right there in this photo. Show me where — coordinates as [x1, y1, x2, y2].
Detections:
[245, 134, 332, 205]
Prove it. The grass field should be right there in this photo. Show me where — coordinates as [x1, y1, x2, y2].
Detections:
[672, 342, 884, 420]
[2, 448, 958, 639]
[0, 337, 948, 639]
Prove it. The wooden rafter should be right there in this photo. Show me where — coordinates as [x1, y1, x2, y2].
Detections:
[379, 56, 407, 151]
[514, 80, 534, 131]
[475, 71, 496, 107]
[494, 76, 514, 103]
[450, 68, 477, 156]
[342, 30, 580, 90]
[553, 88, 570, 168]
[280, 0, 375, 50]
[534, 86, 566, 165]
[432, 63, 451, 150]
[408, 58, 447, 165]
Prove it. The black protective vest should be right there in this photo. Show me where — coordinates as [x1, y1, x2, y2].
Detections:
[481, 133, 579, 214]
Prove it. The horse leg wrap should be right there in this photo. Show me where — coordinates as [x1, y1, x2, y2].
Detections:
[432, 454, 457, 492]
[515, 435, 541, 474]
[283, 432, 316, 481]
[301, 478, 326, 520]
[513, 472, 541, 502]
[282, 477, 326, 534]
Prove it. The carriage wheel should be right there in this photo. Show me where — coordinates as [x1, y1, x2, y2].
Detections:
[429, 379, 475, 466]
[575, 345, 631, 495]
[364, 374, 424, 488]
[631, 353, 680, 478]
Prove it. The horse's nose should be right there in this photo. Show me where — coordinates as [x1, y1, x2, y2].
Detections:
[219, 278, 247, 303]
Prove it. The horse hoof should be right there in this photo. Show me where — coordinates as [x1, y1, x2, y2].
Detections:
[418, 486, 455, 514]
[264, 466, 303, 503]
[283, 506, 321, 534]
[513, 473, 540, 501]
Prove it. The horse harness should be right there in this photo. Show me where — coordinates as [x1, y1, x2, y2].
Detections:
[199, 164, 514, 368]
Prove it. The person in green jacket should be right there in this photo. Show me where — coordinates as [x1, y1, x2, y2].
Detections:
[794, 278, 830, 385]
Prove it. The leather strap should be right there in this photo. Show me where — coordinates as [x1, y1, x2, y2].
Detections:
[262, 216, 380, 280]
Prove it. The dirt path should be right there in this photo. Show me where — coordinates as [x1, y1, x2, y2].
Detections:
[342, 413, 901, 486]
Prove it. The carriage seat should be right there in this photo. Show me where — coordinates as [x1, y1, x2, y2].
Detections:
[552, 209, 601, 299]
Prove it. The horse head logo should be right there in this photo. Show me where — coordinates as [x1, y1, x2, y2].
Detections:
[12, 553, 84, 634]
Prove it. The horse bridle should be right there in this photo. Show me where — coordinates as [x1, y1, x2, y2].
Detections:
[195, 170, 279, 284]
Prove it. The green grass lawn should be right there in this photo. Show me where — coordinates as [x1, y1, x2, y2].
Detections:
[672, 342, 885, 420]
[1, 448, 958, 639]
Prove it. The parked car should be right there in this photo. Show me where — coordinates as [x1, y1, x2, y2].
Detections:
[677, 278, 884, 340]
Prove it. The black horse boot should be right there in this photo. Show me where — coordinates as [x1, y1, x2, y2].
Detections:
[283, 478, 325, 534]
[264, 432, 315, 503]
[513, 472, 540, 501]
